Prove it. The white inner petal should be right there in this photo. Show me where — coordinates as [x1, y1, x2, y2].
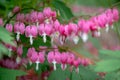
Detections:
[97, 31, 101, 37]
[61, 64, 67, 70]
[73, 36, 79, 44]
[94, 31, 101, 37]
[45, 19, 49, 24]
[16, 32, 20, 41]
[36, 22, 39, 28]
[51, 34, 56, 46]
[81, 33, 88, 42]
[29, 60, 32, 65]
[53, 60, 57, 70]
[36, 61, 40, 70]
[30, 35, 33, 45]
[16, 56, 21, 64]
[75, 67, 79, 73]
[105, 24, 109, 32]
[59, 36, 63, 45]
[43, 33, 47, 43]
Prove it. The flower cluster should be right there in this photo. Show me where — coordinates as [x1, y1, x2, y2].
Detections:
[26, 47, 89, 72]
[5, 7, 119, 45]
[2, 7, 119, 73]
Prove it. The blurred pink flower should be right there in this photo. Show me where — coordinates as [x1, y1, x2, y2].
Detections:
[12, 6, 20, 13]
[0, 18, 3, 26]
[14, 22, 25, 41]
[25, 25, 38, 45]
[5, 23, 13, 32]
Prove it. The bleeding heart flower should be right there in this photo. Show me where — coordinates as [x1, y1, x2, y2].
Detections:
[38, 23, 53, 43]
[0, 18, 3, 26]
[25, 25, 38, 45]
[60, 52, 68, 70]
[14, 22, 25, 41]
[12, 6, 20, 13]
[6, 23, 13, 32]
[47, 51, 61, 70]
[16, 13, 25, 22]
[73, 58, 81, 73]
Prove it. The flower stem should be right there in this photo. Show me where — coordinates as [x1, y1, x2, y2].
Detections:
[4, 12, 18, 27]
[111, 1, 120, 8]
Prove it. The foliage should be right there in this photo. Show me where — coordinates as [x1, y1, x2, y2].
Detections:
[0, 27, 15, 57]
[51, 0, 74, 22]
[95, 50, 120, 80]
[48, 66, 102, 80]
[0, 0, 120, 80]
[0, 67, 26, 80]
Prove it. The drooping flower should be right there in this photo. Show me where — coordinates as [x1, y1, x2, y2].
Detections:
[81, 58, 89, 67]
[12, 6, 20, 13]
[38, 12, 45, 24]
[47, 51, 61, 70]
[25, 13, 30, 23]
[36, 52, 45, 70]
[67, 53, 75, 72]
[14, 22, 25, 41]
[112, 8, 119, 21]
[73, 58, 81, 73]
[5, 23, 13, 32]
[53, 20, 60, 31]
[4, 42, 17, 57]
[25, 25, 38, 45]
[58, 25, 67, 45]
[27, 47, 36, 58]
[16, 13, 25, 22]
[27, 47, 45, 70]
[66, 23, 79, 44]
[17, 45, 23, 57]
[60, 52, 68, 70]
[16, 45, 23, 64]
[38, 23, 53, 43]
[30, 51, 45, 70]
[43, 7, 57, 24]
[50, 20, 60, 45]
[0, 58, 20, 69]
[78, 20, 90, 42]
[67, 53, 75, 66]
[30, 11, 38, 23]
[43, 7, 52, 18]
[0, 18, 3, 26]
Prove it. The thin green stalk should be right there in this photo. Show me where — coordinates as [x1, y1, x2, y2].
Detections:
[111, 1, 120, 8]
[70, 71, 73, 80]
[80, 73, 83, 80]
[115, 23, 120, 43]
[3, 12, 18, 27]
[3, 7, 38, 27]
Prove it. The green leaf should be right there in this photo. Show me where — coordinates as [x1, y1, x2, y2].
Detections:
[72, 71, 81, 80]
[89, 35, 101, 49]
[99, 49, 120, 58]
[52, 0, 74, 21]
[104, 72, 118, 80]
[48, 67, 70, 80]
[78, 66, 101, 80]
[95, 59, 120, 72]
[22, 46, 29, 58]
[0, 27, 14, 46]
[0, 44, 8, 53]
[76, 0, 117, 8]
[0, 67, 26, 80]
